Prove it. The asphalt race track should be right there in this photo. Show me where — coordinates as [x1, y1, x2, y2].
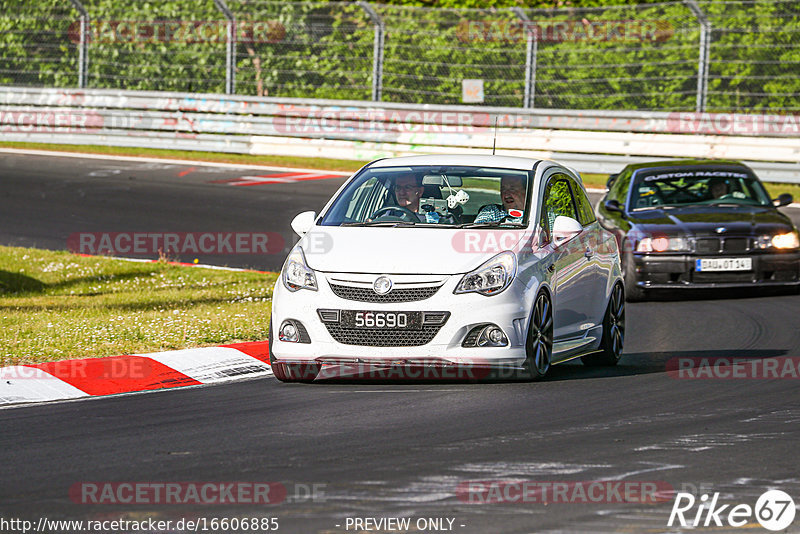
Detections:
[2, 152, 800, 533]
[0, 152, 349, 271]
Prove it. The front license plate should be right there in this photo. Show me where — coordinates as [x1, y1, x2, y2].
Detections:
[695, 257, 752, 272]
[340, 310, 422, 330]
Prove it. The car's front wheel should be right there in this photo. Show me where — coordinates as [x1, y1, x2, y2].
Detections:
[582, 283, 625, 366]
[623, 248, 646, 302]
[521, 291, 553, 381]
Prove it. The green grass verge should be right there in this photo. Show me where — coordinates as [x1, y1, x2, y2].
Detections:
[0, 246, 277, 365]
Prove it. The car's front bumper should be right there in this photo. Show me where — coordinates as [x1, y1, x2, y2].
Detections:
[631, 251, 800, 289]
[270, 272, 535, 369]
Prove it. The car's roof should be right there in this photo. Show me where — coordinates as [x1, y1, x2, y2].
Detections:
[366, 154, 546, 171]
[621, 159, 750, 174]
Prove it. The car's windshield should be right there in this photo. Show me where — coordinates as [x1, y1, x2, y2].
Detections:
[630, 167, 771, 210]
[320, 166, 533, 227]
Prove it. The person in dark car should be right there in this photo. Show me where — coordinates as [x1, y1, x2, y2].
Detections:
[708, 177, 730, 199]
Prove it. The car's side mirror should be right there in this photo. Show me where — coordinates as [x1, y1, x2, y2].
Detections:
[774, 193, 793, 208]
[291, 211, 317, 237]
[604, 199, 626, 216]
[552, 215, 583, 246]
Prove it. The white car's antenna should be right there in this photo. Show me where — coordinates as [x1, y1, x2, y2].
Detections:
[492, 116, 498, 155]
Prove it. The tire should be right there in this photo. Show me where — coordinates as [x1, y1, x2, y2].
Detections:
[582, 283, 625, 367]
[268, 316, 319, 383]
[521, 291, 554, 381]
[623, 249, 646, 302]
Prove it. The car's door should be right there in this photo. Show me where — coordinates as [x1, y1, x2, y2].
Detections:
[568, 176, 609, 327]
[541, 173, 595, 340]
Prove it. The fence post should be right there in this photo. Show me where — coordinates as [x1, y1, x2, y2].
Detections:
[214, 0, 236, 95]
[68, 0, 89, 88]
[512, 7, 537, 109]
[358, 1, 384, 102]
[685, 0, 710, 112]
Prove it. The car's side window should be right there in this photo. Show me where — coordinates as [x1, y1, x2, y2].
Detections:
[542, 175, 579, 234]
[569, 178, 596, 225]
[345, 177, 387, 221]
[609, 171, 631, 205]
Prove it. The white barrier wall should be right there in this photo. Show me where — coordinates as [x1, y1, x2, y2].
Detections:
[2, 87, 799, 182]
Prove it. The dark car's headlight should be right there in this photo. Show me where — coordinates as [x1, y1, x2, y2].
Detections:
[454, 251, 517, 296]
[636, 236, 690, 253]
[282, 247, 318, 292]
[756, 231, 800, 250]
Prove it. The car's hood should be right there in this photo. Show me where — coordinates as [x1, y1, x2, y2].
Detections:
[629, 204, 795, 236]
[300, 226, 524, 274]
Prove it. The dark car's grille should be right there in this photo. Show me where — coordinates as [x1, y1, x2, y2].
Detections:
[724, 238, 749, 253]
[695, 238, 720, 254]
[329, 282, 441, 303]
[323, 324, 445, 346]
[694, 237, 751, 254]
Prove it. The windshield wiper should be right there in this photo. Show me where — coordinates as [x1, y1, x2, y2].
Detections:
[341, 221, 417, 227]
[456, 222, 526, 229]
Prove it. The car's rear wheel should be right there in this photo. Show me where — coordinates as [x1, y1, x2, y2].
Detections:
[623, 248, 646, 302]
[582, 283, 625, 366]
[268, 316, 319, 383]
[522, 292, 553, 381]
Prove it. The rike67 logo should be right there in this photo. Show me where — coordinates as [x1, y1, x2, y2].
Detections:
[668, 490, 795, 531]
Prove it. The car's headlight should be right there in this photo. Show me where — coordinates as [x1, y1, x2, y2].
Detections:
[636, 236, 689, 253]
[757, 231, 800, 250]
[454, 251, 516, 296]
[282, 247, 317, 292]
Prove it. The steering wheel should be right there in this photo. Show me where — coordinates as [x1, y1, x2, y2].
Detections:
[371, 206, 419, 222]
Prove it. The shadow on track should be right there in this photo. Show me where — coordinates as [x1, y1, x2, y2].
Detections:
[279, 349, 788, 386]
[643, 286, 799, 302]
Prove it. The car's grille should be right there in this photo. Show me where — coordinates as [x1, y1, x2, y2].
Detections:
[320, 311, 450, 347]
[694, 237, 751, 254]
[723, 238, 749, 253]
[323, 324, 445, 346]
[695, 238, 721, 254]
[329, 282, 441, 303]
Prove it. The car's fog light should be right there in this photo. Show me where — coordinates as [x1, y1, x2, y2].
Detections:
[280, 322, 298, 342]
[463, 324, 508, 347]
[487, 327, 507, 345]
[278, 319, 310, 343]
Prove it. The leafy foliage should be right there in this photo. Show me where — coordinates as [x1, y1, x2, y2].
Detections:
[1, 0, 799, 111]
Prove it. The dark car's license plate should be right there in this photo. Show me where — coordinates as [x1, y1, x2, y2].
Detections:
[340, 310, 422, 330]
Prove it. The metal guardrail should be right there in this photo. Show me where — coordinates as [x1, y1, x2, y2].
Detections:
[1, 87, 799, 183]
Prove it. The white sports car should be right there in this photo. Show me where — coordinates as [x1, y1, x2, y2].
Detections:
[269, 155, 625, 382]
